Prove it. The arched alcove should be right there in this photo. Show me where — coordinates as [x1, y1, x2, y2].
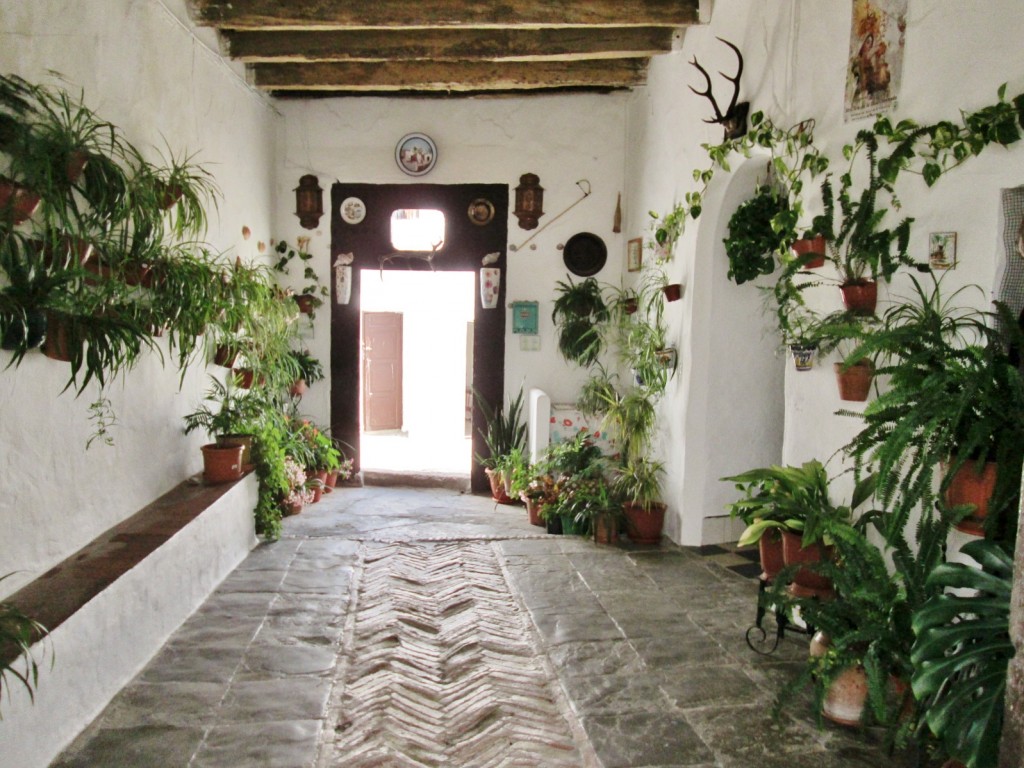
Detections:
[678, 155, 786, 544]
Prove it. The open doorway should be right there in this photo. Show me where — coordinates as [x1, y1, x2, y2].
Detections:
[359, 269, 475, 476]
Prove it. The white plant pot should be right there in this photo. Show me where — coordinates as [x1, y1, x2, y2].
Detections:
[335, 264, 352, 305]
[480, 267, 500, 309]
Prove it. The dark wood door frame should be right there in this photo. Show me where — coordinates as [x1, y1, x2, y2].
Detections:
[330, 182, 508, 493]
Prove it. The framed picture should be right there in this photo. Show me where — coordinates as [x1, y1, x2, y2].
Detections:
[627, 237, 643, 272]
[929, 231, 957, 270]
[395, 133, 437, 176]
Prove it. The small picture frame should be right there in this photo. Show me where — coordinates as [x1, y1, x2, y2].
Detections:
[929, 231, 957, 270]
[627, 237, 643, 272]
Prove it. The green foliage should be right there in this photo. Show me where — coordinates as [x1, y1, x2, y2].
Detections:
[911, 539, 1014, 768]
[288, 348, 324, 385]
[0, 573, 52, 717]
[183, 375, 265, 440]
[551, 276, 609, 367]
[613, 456, 664, 510]
[723, 185, 789, 285]
[473, 385, 527, 469]
[273, 239, 328, 316]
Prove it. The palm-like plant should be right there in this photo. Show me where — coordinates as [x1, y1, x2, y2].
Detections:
[473, 385, 527, 470]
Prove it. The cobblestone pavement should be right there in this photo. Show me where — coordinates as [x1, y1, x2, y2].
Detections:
[52, 485, 896, 768]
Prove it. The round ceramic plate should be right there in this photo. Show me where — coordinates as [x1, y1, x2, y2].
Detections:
[468, 198, 494, 226]
[340, 196, 366, 224]
[395, 132, 438, 176]
[562, 232, 607, 276]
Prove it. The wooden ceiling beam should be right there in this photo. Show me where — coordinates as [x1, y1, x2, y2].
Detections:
[251, 59, 649, 92]
[194, 0, 700, 30]
[223, 26, 678, 63]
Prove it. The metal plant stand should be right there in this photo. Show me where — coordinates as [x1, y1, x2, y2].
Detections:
[745, 576, 812, 655]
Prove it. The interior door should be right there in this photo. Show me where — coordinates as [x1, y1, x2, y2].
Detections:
[362, 312, 403, 432]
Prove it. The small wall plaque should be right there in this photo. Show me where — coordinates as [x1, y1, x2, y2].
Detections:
[511, 301, 539, 335]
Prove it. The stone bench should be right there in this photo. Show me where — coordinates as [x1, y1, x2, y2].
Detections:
[1, 473, 258, 768]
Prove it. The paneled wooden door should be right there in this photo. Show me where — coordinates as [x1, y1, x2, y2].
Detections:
[362, 311, 403, 432]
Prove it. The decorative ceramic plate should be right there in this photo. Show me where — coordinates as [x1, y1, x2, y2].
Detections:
[468, 198, 495, 226]
[340, 196, 366, 224]
[562, 232, 607, 276]
[395, 133, 438, 176]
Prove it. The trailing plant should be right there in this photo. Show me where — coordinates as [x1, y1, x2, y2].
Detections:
[911, 538, 1014, 768]
[273, 239, 328, 316]
[723, 184, 789, 285]
[0, 573, 52, 717]
[551, 276, 610, 367]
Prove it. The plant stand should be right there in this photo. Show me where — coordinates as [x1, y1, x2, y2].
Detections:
[745, 575, 813, 655]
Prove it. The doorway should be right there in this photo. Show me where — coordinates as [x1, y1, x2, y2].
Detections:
[359, 270, 475, 475]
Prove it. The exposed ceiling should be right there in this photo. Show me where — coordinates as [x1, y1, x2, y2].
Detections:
[188, 1, 702, 98]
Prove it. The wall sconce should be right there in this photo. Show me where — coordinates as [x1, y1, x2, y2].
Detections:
[513, 173, 544, 231]
[294, 174, 323, 230]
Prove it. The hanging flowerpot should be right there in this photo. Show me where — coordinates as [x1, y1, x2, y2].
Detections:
[781, 529, 834, 599]
[294, 294, 317, 315]
[1, 308, 47, 351]
[791, 235, 826, 269]
[156, 181, 184, 210]
[41, 312, 75, 362]
[839, 280, 878, 316]
[662, 283, 683, 302]
[66, 150, 90, 184]
[944, 458, 998, 536]
[624, 501, 666, 545]
[213, 344, 239, 368]
[335, 264, 353, 305]
[480, 267, 500, 309]
[0, 176, 41, 223]
[200, 443, 244, 485]
[834, 360, 874, 401]
[233, 368, 256, 389]
[790, 343, 817, 371]
[290, 378, 308, 397]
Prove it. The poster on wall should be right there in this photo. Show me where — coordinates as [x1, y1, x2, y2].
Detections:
[844, 0, 907, 121]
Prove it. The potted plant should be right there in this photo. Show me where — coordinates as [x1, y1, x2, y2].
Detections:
[911, 538, 1014, 768]
[551, 275, 610, 367]
[561, 473, 622, 544]
[723, 184, 789, 285]
[614, 456, 666, 545]
[811, 309, 882, 401]
[473, 385, 527, 502]
[183, 375, 265, 470]
[273, 239, 328, 317]
[810, 130, 914, 315]
[840, 275, 1024, 541]
[288, 348, 324, 396]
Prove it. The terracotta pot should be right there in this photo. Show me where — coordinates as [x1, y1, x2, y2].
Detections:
[624, 501, 666, 545]
[758, 528, 786, 581]
[66, 150, 89, 184]
[593, 514, 619, 545]
[294, 294, 317, 315]
[791, 235, 826, 268]
[41, 312, 74, 362]
[809, 630, 830, 658]
[623, 298, 639, 315]
[839, 280, 878, 316]
[834, 361, 874, 402]
[324, 470, 339, 492]
[524, 496, 544, 527]
[308, 469, 328, 503]
[213, 345, 239, 368]
[485, 467, 514, 504]
[0, 176, 41, 223]
[944, 458, 998, 536]
[662, 283, 683, 302]
[781, 529, 834, 599]
[822, 666, 869, 726]
[790, 344, 816, 372]
[290, 378, 308, 397]
[122, 263, 154, 288]
[201, 443, 244, 485]
[157, 181, 183, 210]
[233, 368, 256, 389]
[282, 498, 303, 516]
[217, 434, 254, 470]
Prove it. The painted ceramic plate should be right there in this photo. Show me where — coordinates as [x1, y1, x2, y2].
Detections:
[340, 196, 366, 224]
[563, 232, 607, 277]
[395, 132, 438, 176]
[468, 198, 495, 226]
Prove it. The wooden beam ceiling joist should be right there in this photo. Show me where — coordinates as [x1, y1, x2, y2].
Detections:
[251, 58, 649, 92]
[223, 26, 678, 63]
[193, 0, 701, 31]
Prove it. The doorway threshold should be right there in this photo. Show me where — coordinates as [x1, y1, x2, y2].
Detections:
[362, 469, 471, 493]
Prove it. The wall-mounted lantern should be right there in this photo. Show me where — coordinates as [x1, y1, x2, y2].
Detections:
[294, 174, 323, 230]
[513, 173, 544, 231]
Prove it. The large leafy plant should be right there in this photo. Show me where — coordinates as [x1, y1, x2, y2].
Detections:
[551, 276, 609, 367]
[473, 385, 527, 470]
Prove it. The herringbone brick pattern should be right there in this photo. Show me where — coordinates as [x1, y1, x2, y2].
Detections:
[324, 542, 585, 767]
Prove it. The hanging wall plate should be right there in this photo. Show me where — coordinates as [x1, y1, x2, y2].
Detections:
[562, 232, 607, 277]
[340, 196, 366, 224]
[395, 133, 437, 176]
[468, 198, 495, 226]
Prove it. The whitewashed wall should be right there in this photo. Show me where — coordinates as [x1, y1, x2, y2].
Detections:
[274, 94, 631, 427]
[624, 0, 1024, 544]
[0, 0, 278, 596]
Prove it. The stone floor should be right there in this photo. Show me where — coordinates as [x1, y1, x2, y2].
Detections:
[51, 484, 897, 768]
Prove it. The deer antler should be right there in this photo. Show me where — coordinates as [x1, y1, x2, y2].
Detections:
[688, 37, 748, 139]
